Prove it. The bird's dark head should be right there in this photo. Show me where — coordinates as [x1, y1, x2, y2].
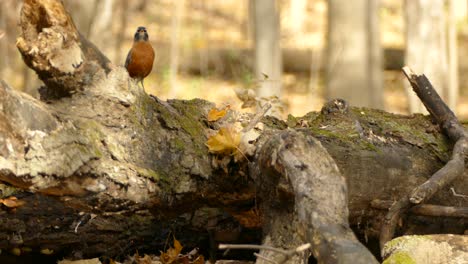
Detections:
[134, 26, 149, 42]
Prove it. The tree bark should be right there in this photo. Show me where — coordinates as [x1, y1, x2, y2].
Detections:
[253, 130, 377, 263]
[1, 0, 467, 262]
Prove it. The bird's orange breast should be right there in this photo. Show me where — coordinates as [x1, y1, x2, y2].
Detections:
[127, 41, 155, 79]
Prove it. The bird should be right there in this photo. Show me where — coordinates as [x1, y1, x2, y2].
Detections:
[125, 26, 155, 90]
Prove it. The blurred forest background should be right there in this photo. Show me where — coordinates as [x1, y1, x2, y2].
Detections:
[2, 0, 468, 118]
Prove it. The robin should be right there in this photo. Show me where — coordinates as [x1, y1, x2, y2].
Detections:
[125, 26, 155, 90]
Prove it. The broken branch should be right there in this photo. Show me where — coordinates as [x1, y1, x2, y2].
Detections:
[219, 243, 311, 264]
[380, 66, 468, 250]
[371, 199, 468, 218]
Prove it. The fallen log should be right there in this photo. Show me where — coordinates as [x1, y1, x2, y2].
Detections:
[0, 0, 466, 263]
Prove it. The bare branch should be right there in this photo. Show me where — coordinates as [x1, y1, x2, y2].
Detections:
[371, 199, 468, 218]
[254, 253, 278, 264]
[380, 66, 468, 250]
[242, 103, 271, 133]
[219, 243, 311, 264]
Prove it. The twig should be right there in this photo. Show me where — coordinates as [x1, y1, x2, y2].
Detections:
[409, 138, 467, 204]
[219, 243, 311, 264]
[380, 66, 468, 251]
[371, 199, 468, 218]
[402, 66, 467, 141]
[242, 103, 271, 133]
[450, 187, 468, 199]
[74, 220, 82, 233]
[254, 252, 278, 264]
[218, 244, 289, 255]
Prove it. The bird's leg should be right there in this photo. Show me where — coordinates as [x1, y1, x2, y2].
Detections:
[140, 79, 145, 91]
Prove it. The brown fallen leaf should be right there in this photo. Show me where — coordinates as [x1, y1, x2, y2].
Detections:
[207, 105, 230, 122]
[229, 207, 263, 228]
[206, 126, 241, 155]
[134, 254, 153, 264]
[0, 196, 25, 208]
[191, 255, 204, 264]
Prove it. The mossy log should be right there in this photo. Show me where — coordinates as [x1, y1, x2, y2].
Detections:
[0, 0, 467, 263]
[382, 235, 468, 264]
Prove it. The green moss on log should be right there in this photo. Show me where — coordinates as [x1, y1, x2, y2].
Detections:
[289, 107, 450, 161]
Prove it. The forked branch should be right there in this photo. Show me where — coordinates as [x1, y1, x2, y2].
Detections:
[380, 66, 468, 250]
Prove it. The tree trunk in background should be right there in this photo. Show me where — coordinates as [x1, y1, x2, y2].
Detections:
[252, 0, 283, 116]
[64, 0, 96, 38]
[404, 0, 448, 113]
[247, 0, 255, 43]
[197, 1, 209, 76]
[114, 0, 128, 65]
[308, 48, 322, 100]
[288, 0, 307, 38]
[367, 0, 384, 108]
[451, 0, 467, 19]
[65, 0, 115, 62]
[88, 0, 115, 60]
[326, 0, 384, 109]
[447, 0, 459, 112]
[0, 0, 7, 77]
[168, 0, 186, 98]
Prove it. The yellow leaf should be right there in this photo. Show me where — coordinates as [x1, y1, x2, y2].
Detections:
[206, 127, 240, 155]
[173, 238, 183, 253]
[207, 105, 230, 122]
[11, 248, 21, 256]
[40, 248, 54, 255]
[160, 238, 183, 264]
[135, 254, 153, 264]
[192, 255, 205, 264]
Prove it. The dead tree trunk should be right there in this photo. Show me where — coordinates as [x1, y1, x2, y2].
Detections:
[0, 0, 466, 262]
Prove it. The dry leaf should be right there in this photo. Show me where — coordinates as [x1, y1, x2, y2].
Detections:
[134, 254, 153, 264]
[160, 238, 183, 264]
[0, 196, 25, 208]
[234, 88, 257, 109]
[207, 105, 230, 122]
[206, 126, 240, 155]
[57, 258, 102, 264]
[229, 208, 263, 228]
[11, 248, 21, 256]
[40, 248, 54, 255]
[191, 255, 204, 264]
